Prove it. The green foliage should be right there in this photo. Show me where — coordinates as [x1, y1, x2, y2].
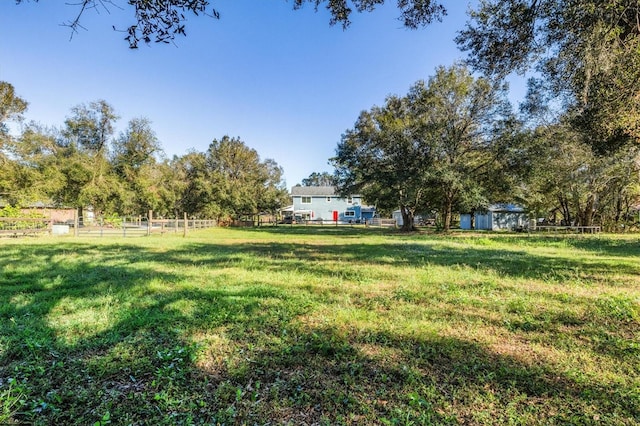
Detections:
[0, 378, 25, 424]
[510, 123, 640, 227]
[457, 0, 640, 150]
[111, 117, 163, 216]
[301, 171, 336, 187]
[333, 64, 513, 231]
[100, 213, 123, 228]
[1, 90, 286, 220]
[0, 81, 28, 136]
[0, 204, 22, 218]
[63, 100, 118, 154]
[0, 205, 46, 231]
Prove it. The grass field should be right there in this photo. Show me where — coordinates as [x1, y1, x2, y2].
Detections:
[0, 227, 638, 425]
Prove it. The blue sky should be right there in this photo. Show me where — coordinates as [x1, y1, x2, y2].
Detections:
[1, 0, 522, 187]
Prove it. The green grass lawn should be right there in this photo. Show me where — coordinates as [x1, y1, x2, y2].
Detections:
[1, 227, 638, 425]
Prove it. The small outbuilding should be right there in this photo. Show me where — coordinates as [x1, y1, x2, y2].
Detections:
[461, 204, 528, 231]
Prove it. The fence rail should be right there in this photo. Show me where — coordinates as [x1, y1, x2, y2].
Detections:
[0, 217, 52, 237]
[281, 218, 397, 227]
[534, 225, 602, 234]
[75, 217, 218, 237]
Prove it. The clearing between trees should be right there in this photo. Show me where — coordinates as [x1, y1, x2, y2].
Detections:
[1, 227, 638, 425]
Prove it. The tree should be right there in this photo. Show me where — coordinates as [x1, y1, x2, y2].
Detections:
[457, 0, 640, 151]
[333, 65, 513, 231]
[513, 122, 640, 228]
[260, 158, 290, 216]
[333, 94, 431, 231]
[15, 0, 446, 48]
[206, 136, 287, 221]
[174, 151, 218, 218]
[0, 81, 28, 137]
[63, 100, 118, 153]
[141, 157, 188, 218]
[111, 117, 163, 215]
[4, 123, 66, 206]
[57, 100, 121, 218]
[301, 171, 336, 187]
[409, 65, 514, 230]
[0, 81, 29, 201]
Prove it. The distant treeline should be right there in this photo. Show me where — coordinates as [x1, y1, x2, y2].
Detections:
[0, 89, 289, 221]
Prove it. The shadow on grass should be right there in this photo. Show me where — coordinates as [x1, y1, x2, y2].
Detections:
[0, 239, 638, 424]
[244, 225, 640, 256]
[162, 237, 640, 284]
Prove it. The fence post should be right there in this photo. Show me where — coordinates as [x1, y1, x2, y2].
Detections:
[148, 210, 153, 236]
[74, 210, 79, 237]
[183, 212, 188, 237]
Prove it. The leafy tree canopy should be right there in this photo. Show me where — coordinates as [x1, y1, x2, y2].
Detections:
[457, 0, 640, 151]
[333, 64, 513, 231]
[0, 81, 28, 138]
[301, 171, 336, 187]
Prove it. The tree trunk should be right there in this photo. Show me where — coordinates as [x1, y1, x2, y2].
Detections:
[614, 196, 622, 224]
[442, 197, 453, 231]
[580, 194, 595, 226]
[400, 205, 415, 232]
[559, 195, 571, 226]
[77, 206, 84, 227]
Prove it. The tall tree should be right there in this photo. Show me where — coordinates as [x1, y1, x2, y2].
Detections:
[154, 157, 191, 218]
[174, 151, 219, 218]
[457, 0, 640, 151]
[207, 136, 287, 221]
[63, 100, 118, 154]
[111, 117, 163, 215]
[58, 100, 121, 218]
[333, 65, 513, 231]
[409, 65, 514, 230]
[333, 94, 431, 231]
[260, 158, 290, 216]
[301, 171, 336, 187]
[5, 124, 66, 206]
[0, 81, 28, 138]
[514, 122, 640, 228]
[0, 81, 29, 202]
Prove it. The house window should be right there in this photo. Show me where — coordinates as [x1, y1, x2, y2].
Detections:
[344, 211, 355, 217]
[347, 197, 353, 204]
[326, 197, 331, 202]
[301, 196, 311, 204]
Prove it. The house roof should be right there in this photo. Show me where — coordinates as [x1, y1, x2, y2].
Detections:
[291, 186, 341, 196]
[487, 203, 525, 213]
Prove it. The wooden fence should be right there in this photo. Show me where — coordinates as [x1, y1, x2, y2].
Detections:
[534, 225, 602, 234]
[0, 217, 52, 237]
[75, 216, 217, 238]
[281, 218, 397, 228]
[0, 213, 217, 238]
